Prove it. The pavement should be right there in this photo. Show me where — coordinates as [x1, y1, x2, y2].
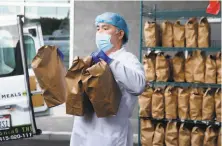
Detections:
[0, 102, 140, 145]
[30, 103, 139, 145]
[0, 140, 70, 146]
[0, 139, 139, 146]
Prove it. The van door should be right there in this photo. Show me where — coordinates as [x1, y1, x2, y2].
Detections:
[0, 15, 40, 142]
[23, 23, 50, 117]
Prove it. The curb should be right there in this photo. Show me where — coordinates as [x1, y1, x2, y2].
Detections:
[30, 131, 139, 144]
[30, 131, 72, 141]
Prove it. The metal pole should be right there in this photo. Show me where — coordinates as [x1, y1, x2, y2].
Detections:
[154, 4, 156, 22]
[138, 1, 143, 146]
[69, 0, 74, 68]
[139, 0, 143, 63]
[17, 15, 41, 135]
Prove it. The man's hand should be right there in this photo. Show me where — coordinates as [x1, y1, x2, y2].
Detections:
[91, 50, 113, 64]
[91, 51, 100, 64]
[57, 48, 64, 61]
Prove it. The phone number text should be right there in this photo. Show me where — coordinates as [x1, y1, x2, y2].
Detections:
[0, 133, 33, 141]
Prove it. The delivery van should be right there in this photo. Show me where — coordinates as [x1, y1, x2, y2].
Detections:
[0, 15, 49, 142]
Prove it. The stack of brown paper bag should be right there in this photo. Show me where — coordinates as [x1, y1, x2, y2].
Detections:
[32, 46, 122, 117]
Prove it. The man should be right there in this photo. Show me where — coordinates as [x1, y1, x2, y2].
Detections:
[70, 12, 146, 146]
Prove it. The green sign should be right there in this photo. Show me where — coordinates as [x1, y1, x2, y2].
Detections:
[0, 125, 33, 142]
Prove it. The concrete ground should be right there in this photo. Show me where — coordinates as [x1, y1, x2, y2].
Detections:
[35, 105, 139, 133]
[0, 140, 70, 146]
[0, 139, 139, 146]
[12, 103, 140, 145]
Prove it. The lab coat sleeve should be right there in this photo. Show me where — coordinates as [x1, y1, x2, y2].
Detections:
[109, 53, 146, 96]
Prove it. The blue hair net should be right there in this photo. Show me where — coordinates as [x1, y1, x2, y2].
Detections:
[95, 12, 129, 44]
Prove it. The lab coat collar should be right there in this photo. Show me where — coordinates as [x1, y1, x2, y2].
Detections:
[108, 46, 126, 59]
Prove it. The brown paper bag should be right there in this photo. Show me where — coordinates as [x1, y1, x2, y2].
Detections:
[144, 21, 160, 47]
[191, 127, 204, 146]
[164, 86, 178, 119]
[139, 86, 153, 117]
[156, 52, 170, 82]
[203, 126, 218, 146]
[202, 88, 215, 120]
[193, 50, 205, 83]
[140, 119, 154, 146]
[32, 94, 44, 107]
[165, 122, 178, 146]
[173, 20, 185, 47]
[167, 55, 174, 82]
[81, 60, 122, 117]
[185, 53, 194, 82]
[198, 17, 210, 48]
[143, 52, 156, 81]
[172, 52, 185, 82]
[65, 56, 93, 116]
[218, 127, 221, 146]
[216, 52, 221, 84]
[32, 45, 67, 108]
[29, 76, 37, 91]
[152, 88, 164, 119]
[178, 87, 190, 120]
[179, 124, 191, 146]
[185, 17, 198, 47]
[153, 123, 165, 146]
[215, 88, 221, 122]
[205, 55, 217, 83]
[190, 88, 203, 120]
[161, 21, 173, 47]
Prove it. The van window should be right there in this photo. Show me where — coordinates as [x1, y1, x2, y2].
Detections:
[0, 29, 16, 75]
[24, 35, 36, 68]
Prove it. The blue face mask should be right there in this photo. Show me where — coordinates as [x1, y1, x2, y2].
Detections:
[96, 33, 113, 52]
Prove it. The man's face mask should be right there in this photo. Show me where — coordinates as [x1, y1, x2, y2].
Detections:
[96, 27, 122, 52]
[96, 33, 113, 52]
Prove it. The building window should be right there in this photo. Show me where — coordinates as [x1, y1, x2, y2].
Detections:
[24, 0, 70, 3]
[0, 6, 21, 16]
[2, 0, 70, 2]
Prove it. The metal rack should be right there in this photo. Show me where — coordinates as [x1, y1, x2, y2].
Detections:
[141, 117, 221, 127]
[143, 46, 221, 52]
[148, 81, 221, 89]
[138, 1, 221, 146]
[142, 5, 221, 20]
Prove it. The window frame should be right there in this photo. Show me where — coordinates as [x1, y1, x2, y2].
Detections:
[0, 24, 23, 78]
[23, 35, 36, 69]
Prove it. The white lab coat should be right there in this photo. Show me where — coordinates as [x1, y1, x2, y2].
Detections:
[70, 47, 146, 146]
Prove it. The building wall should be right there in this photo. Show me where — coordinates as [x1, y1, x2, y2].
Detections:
[73, 1, 221, 122]
[73, 1, 140, 57]
[73, 1, 221, 58]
